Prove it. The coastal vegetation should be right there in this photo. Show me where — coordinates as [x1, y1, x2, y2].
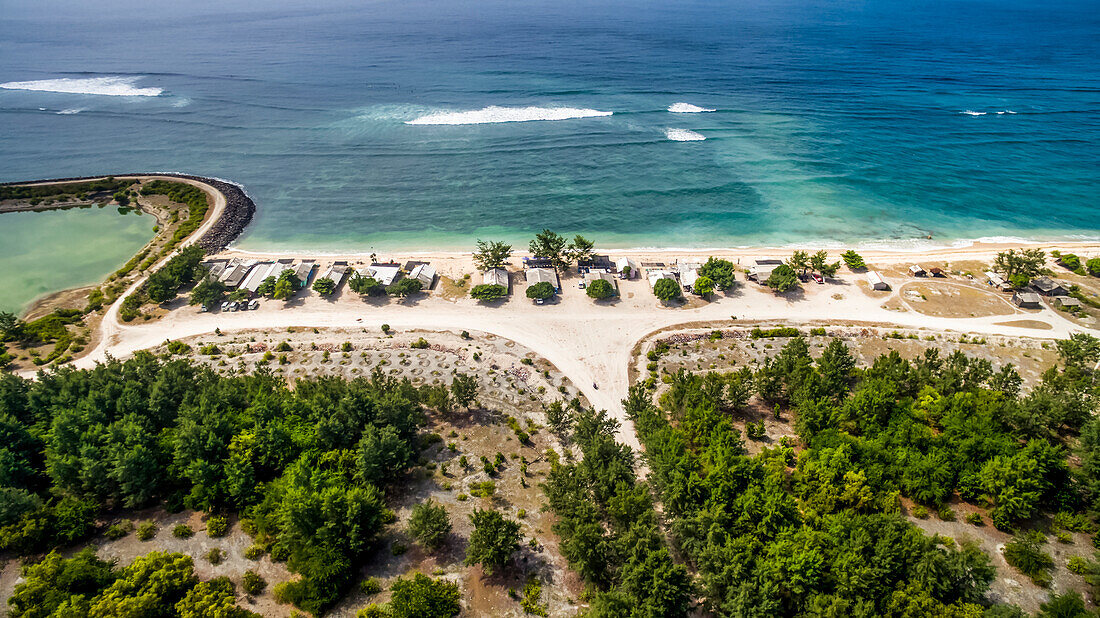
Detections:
[312, 276, 336, 296]
[766, 262, 799, 292]
[994, 248, 1046, 289]
[137, 180, 211, 261]
[472, 239, 513, 271]
[586, 278, 615, 299]
[698, 257, 737, 290]
[842, 249, 866, 270]
[527, 229, 595, 271]
[624, 333, 1100, 615]
[527, 281, 556, 300]
[470, 283, 508, 302]
[653, 277, 681, 302]
[349, 272, 386, 296]
[0, 177, 129, 204]
[0, 355, 452, 615]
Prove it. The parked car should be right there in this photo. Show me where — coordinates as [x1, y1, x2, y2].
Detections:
[249, 300, 260, 310]
[811, 273, 824, 284]
[200, 304, 210, 313]
[220, 301, 230, 311]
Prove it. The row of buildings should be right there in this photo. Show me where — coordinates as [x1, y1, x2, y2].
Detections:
[200, 258, 436, 299]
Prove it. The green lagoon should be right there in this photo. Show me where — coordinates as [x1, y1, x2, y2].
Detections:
[0, 207, 153, 315]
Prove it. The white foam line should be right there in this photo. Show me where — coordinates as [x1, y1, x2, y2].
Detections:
[0, 76, 162, 97]
[405, 105, 612, 125]
[665, 128, 706, 141]
[668, 102, 716, 113]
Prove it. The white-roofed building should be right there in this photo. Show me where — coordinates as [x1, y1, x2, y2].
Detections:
[409, 264, 436, 289]
[866, 271, 889, 291]
[615, 257, 640, 279]
[367, 263, 401, 286]
[483, 268, 510, 290]
[648, 270, 676, 288]
[749, 259, 783, 282]
[678, 263, 701, 290]
[526, 267, 560, 292]
[241, 262, 278, 293]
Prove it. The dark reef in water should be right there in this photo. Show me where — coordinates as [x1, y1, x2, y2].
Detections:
[0, 173, 254, 252]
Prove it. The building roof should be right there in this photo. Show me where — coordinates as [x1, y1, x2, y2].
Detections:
[483, 268, 510, 289]
[647, 270, 676, 287]
[679, 267, 700, 288]
[201, 260, 228, 280]
[292, 261, 316, 286]
[526, 268, 558, 286]
[1055, 296, 1082, 306]
[578, 255, 613, 270]
[583, 271, 617, 285]
[409, 264, 436, 288]
[241, 262, 278, 293]
[866, 271, 886, 287]
[615, 257, 639, 276]
[1014, 292, 1042, 304]
[367, 263, 400, 286]
[909, 265, 925, 274]
[1031, 276, 1065, 293]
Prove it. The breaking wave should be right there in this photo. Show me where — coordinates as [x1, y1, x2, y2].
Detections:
[57, 108, 84, 115]
[666, 128, 706, 141]
[668, 102, 716, 113]
[962, 109, 1016, 116]
[405, 105, 612, 125]
[0, 76, 163, 97]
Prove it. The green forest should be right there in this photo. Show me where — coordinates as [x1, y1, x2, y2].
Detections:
[2, 333, 1100, 617]
[618, 333, 1100, 617]
[0, 355, 453, 615]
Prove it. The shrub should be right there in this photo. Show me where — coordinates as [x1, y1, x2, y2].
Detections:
[206, 515, 230, 538]
[842, 250, 866, 270]
[172, 524, 194, 539]
[1068, 555, 1090, 575]
[912, 506, 928, 519]
[1003, 531, 1054, 586]
[136, 521, 157, 541]
[105, 520, 134, 540]
[204, 548, 225, 565]
[360, 577, 383, 596]
[411, 337, 430, 349]
[471, 283, 508, 302]
[409, 500, 452, 552]
[964, 512, 983, 526]
[275, 341, 292, 352]
[243, 570, 267, 595]
[381, 324, 391, 333]
[245, 543, 266, 560]
[653, 278, 681, 302]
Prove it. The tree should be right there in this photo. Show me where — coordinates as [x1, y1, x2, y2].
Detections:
[189, 277, 225, 307]
[567, 235, 595, 263]
[587, 278, 615, 299]
[1088, 257, 1100, 277]
[787, 250, 810, 276]
[0, 311, 21, 340]
[529, 229, 570, 271]
[1056, 333, 1100, 370]
[473, 240, 512, 271]
[273, 278, 295, 301]
[277, 268, 301, 290]
[527, 281, 556, 300]
[699, 257, 737, 290]
[465, 509, 521, 575]
[653, 278, 681, 302]
[409, 500, 451, 551]
[811, 250, 840, 278]
[257, 276, 277, 297]
[312, 277, 336, 296]
[993, 248, 1045, 284]
[470, 284, 507, 302]
[842, 250, 866, 270]
[766, 263, 799, 293]
[176, 577, 260, 618]
[389, 573, 461, 618]
[387, 278, 422, 298]
[451, 374, 478, 409]
[349, 274, 385, 296]
[692, 275, 714, 298]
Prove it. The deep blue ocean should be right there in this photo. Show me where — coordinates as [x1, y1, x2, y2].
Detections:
[1, 0, 1098, 252]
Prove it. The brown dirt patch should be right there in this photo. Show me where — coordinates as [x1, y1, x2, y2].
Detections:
[994, 320, 1054, 330]
[900, 282, 1014, 318]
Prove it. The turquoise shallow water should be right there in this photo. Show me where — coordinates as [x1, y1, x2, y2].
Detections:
[0, 0, 1098, 255]
[0, 208, 153, 314]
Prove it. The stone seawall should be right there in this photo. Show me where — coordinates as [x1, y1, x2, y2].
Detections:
[0, 173, 255, 252]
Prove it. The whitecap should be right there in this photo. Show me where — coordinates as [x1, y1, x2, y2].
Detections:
[405, 105, 612, 125]
[961, 110, 987, 116]
[57, 108, 84, 115]
[666, 128, 706, 141]
[668, 102, 716, 113]
[0, 76, 162, 97]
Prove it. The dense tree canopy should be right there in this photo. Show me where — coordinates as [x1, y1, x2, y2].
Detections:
[623, 335, 1100, 616]
[472, 240, 512, 271]
[653, 278, 681, 302]
[527, 281, 556, 300]
[586, 278, 615, 299]
[470, 283, 508, 302]
[766, 263, 800, 292]
[698, 257, 737, 290]
[0, 355, 436, 615]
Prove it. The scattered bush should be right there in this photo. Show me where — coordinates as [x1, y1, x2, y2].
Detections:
[136, 521, 157, 541]
[206, 515, 230, 538]
[172, 524, 194, 539]
[243, 570, 267, 595]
